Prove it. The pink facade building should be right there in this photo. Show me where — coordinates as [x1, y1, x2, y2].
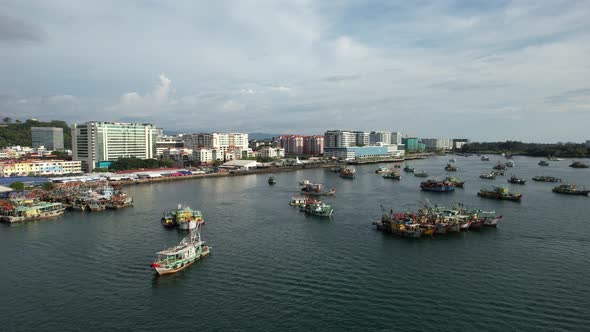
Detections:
[279, 135, 324, 155]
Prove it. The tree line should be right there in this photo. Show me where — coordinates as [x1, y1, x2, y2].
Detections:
[0, 118, 72, 149]
[460, 141, 589, 157]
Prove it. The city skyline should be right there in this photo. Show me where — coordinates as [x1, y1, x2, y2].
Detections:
[1, 1, 590, 142]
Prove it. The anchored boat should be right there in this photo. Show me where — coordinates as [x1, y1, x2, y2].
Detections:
[0, 199, 65, 223]
[301, 197, 334, 217]
[383, 171, 401, 180]
[289, 196, 307, 207]
[268, 176, 277, 185]
[445, 176, 464, 188]
[339, 168, 356, 179]
[151, 224, 210, 275]
[403, 165, 415, 172]
[480, 172, 496, 179]
[532, 176, 562, 183]
[301, 183, 336, 196]
[414, 170, 428, 177]
[569, 161, 589, 168]
[444, 164, 458, 171]
[375, 167, 390, 174]
[507, 175, 526, 185]
[477, 187, 522, 202]
[420, 180, 455, 192]
[163, 204, 204, 230]
[538, 160, 550, 167]
[552, 184, 589, 196]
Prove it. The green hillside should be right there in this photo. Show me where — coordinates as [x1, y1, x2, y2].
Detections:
[0, 118, 71, 149]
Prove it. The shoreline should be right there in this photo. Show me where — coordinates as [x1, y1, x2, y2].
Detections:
[111, 163, 343, 186]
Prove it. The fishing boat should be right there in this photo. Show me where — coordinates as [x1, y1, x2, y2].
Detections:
[478, 211, 503, 227]
[375, 167, 390, 174]
[167, 205, 204, 230]
[493, 162, 507, 170]
[538, 160, 550, 167]
[383, 172, 401, 180]
[151, 224, 210, 275]
[87, 200, 106, 212]
[289, 196, 307, 207]
[420, 180, 455, 192]
[569, 161, 589, 168]
[491, 170, 505, 176]
[414, 170, 428, 177]
[403, 165, 415, 172]
[480, 172, 496, 179]
[507, 175, 526, 185]
[339, 168, 356, 179]
[301, 183, 336, 196]
[469, 218, 484, 230]
[302, 198, 334, 217]
[161, 211, 176, 228]
[0, 200, 65, 223]
[504, 152, 513, 159]
[481, 156, 490, 161]
[459, 218, 472, 230]
[477, 187, 522, 202]
[445, 176, 464, 188]
[106, 195, 133, 209]
[268, 176, 277, 185]
[532, 176, 562, 183]
[505, 161, 515, 167]
[444, 164, 458, 171]
[552, 184, 589, 196]
[299, 179, 312, 186]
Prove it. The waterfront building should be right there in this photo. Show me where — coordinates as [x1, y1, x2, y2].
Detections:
[421, 138, 453, 151]
[279, 135, 324, 155]
[391, 132, 403, 145]
[452, 139, 470, 150]
[402, 137, 421, 151]
[279, 135, 304, 155]
[156, 135, 184, 157]
[31, 127, 64, 150]
[192, 148, 213, 165]
[324, 146, 389, 161]
[374, 142, 405, 158]
[303, 136, 324, 155]
[0, 160, 82, 177]
[219, 159, 258, 171]
[324, 130, 357, 148]
[369, 131, 392, 145]
[72, 121, 157, 172]
[354, 131, 370, 146]
[183, 133, 248, 155]
[258, 147, 285, 159]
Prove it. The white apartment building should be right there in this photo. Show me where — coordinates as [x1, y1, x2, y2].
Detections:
[72, 122, 157, 172]
[324, 130, 357, 148]
[369, 131, 392, 145]
[193, 148, 213, 164]
[258, 147, 285, 158]
[183, 133, 248, 154]
[391, 132, 403, 145]
[421, 138, 453, 150]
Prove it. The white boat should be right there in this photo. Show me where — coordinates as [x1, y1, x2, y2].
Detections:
[289, 196, 307, 207]
[151, 224, 210, 275]
[299, 179, 312, 186]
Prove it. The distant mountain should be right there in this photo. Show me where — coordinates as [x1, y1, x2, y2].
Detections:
[249, 133, 281, 140]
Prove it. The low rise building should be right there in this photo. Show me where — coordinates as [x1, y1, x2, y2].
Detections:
[324, 146, 389, 161]
[0, 160, 82, 176]
[219, 160, 259, 171]
[258, 147, 285, 158]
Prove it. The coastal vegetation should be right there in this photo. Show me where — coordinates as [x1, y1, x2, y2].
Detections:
[0, 119, 72, 149]
[460, 141, 590, 158]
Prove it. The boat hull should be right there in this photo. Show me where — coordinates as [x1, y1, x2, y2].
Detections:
[154, 248, 210, 275]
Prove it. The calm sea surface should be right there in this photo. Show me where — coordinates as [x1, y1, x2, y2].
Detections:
[1, 155, 589, 331]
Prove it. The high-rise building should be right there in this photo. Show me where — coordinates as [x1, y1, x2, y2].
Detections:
[354, 131, 370, 146]
[421, 138, 452, 150]
[303, 136, 324, 155]
[72, 122, 157, 172]
[391, 132, 403, 145]
[402, 137, 422, 151]
[324, 130, 357, 148]
[452, 139, 470, 150]
[31, 127, 64, 150]
[183, 133, 248, 153]
[279, 135, 304, 155]
[369, 131, 392, 145]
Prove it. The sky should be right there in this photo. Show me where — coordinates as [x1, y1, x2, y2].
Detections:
[1, 0, 589, 142]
